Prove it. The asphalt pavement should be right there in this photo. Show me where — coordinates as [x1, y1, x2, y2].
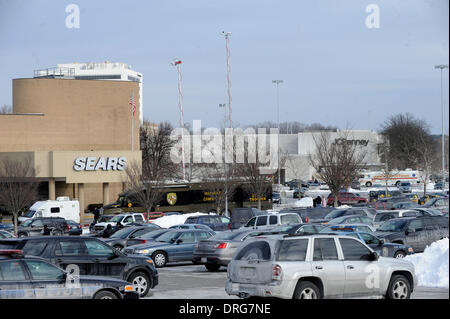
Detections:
[146, 263, 449, 299]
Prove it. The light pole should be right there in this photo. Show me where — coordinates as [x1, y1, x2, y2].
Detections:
[219, 103, 229, 216]
[171, 58, 186, 181]
[435, 64, 448, 189]
[221, 31, 232, 129]
[272, 80, 283, 185]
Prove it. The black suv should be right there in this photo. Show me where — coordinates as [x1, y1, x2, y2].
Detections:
[0, 236, 158, 296]
[17, 217, 68, 237]
[375, 216, 449, 252]
[0, 250, 138, 299]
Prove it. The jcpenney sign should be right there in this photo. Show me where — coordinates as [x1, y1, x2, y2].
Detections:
[73, 157, 127, 171]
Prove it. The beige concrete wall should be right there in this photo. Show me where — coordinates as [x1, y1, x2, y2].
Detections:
[0, 78, 140, 152]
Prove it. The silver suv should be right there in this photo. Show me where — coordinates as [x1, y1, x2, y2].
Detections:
[225, 234, 417, 299]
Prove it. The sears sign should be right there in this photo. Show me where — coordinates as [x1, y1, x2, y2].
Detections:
[73, 157, 127, 171]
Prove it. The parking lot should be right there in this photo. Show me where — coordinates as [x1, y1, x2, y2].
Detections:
[147, 262, 449, 299]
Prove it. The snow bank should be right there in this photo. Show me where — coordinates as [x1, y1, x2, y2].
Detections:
[404, 238, 449, 288]
[152, 212, 208, 228]
[293, 197, 314, 208]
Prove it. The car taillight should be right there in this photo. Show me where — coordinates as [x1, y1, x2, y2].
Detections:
[139, 240, 147, 244]
[214, 243, 228, 249]
[227, 223, 231, 229]
[67, 225, 70, 230]
[305, 217, 309, 223]
[78, 225, 82, 229]
[272, 264, 282, 280]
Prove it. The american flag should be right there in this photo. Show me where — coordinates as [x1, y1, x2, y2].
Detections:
[129, 92, 136, 117]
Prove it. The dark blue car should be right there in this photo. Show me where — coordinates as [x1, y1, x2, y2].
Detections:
[184, 215, 230, 231]
[327, 227, 414, 258]
[123, 229, 215, 268]
[66, 220, 83, 235]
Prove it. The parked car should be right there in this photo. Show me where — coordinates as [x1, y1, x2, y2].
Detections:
[66, 220, 83, 236]
[369, 190, 403, 202]
[314, 207, 375, 224]
[124, 229, 215, 268]
[17, 217, 69, 237]
[320, 224, 375, 233]
[327, 192, 368, 206]
[0, 250, 138, 299]
[229, 208, 265, 230]
[411, 207, 444, 216]
[422, 197, 449, 214]
[241, 213, 302, 231]
[124, 228, 174, 247]
[398, 182, 412, 193]
[169, 224, 216, 233]
[272, 193, 281, 204]
[374, 216, 449, 252]
[0, 236, 159, 297]
[184, 215, 230, 231]
[0, 223, 13, 231]
[326, 229, 414, 258]
[102, 225, 162, 251]
[225, 234, 417, 299]
[93, 213, 147, 232]
[434, 182, 444, 190]
[391, 201, 419, 210]
[192, 229, 281, 271]
[269, 223, 326, 236]
[325, 215, 374, 227]
[0, 230, 14, 239]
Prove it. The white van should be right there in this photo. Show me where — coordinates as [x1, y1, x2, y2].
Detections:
[18, 197, 80, 224]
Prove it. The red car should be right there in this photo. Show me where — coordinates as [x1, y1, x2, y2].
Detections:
[327, 192, 368, 206]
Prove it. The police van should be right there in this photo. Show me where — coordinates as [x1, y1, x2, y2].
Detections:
[18, 197, 80, 224]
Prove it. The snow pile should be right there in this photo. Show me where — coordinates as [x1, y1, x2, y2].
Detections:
[293, 197, 314, 208]
[152, 212, 208, 228]
[404, 238, 449, 288]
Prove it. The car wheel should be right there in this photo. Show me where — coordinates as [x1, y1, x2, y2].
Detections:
[205, 263, 221, 272]
[94, 290, 119, 299]
[18, 232, 28, 237]
[293, 281, 321, 299]
[128, 271, 151, 297]
[386, 274, 411, 299]
[366, 182, 372, 187]
[152, 251, 167, 268]
[394, 251, 406, 259]
[113, 245, 124, 251]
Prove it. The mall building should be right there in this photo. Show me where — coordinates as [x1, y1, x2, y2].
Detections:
[0, 63, 142, 222]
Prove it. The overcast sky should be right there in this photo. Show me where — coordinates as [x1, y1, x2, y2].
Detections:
[0, 0, 448, 134]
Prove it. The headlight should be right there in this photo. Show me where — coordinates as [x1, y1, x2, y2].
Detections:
[408, 247, 414, 253]
[136, 249, 150, 254]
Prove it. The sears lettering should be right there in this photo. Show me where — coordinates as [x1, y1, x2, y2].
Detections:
[73, 157, 127, 171]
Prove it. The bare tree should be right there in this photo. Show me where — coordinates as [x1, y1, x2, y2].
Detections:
[0, 155, 40, 235]
[124, 121, 181, 219]
[413, 130, 436, 196]
[233, 131, 274, 210]
[309, 131, 366, 207]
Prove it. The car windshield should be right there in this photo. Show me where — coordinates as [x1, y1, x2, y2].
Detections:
[21, 219, 33, 227]
[139, 229, 169, 239]
[23, 210, 36, 218]
[324, 210, 345, 219]
[109, 215, 124, 223]
[327, 216, 349, 225]
[378, 219, 408, 232]
[155, 231, 180, 242]
[110, 227, 136, 239]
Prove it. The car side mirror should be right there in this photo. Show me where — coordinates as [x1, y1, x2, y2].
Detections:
[369, 251, 379, 261]
[176, 239, 183, 244]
